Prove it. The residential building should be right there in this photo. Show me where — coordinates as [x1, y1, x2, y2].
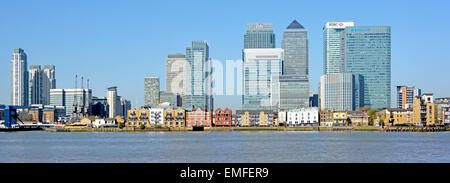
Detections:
[184, 41, 213, 111]
[49, 88, 92, 118]
[166, 54, 186, 105]
[149, 108, 164, 126]
[186, 108, 211, 127]
[396, 86, 421, 109]
[347, 111, 370, 126]
[243, 48, 283, 110]
[333, 111, 348, 126]
[42, 65, 56, 105]
[163, 108, 185, 128]
[144, 77, 160, 107]
[323, 21, 355, 74]
[278, 111, 287, 125]
[343, 26, 391, 109]
[93, 118, 117, 128]
[442, 106, 450, 127]
[319, 109, 334, 127]
[244, 23, 275, 49]
[413, 93, 436, 126]
[29, 65, 44, 105]
[126, 108, 150, 128]
[214, 108, 232, 126]
[376, 108, 414, 126]
[107, 87, 118, 118]
[286, 107, 319, 127]
[434, 97, 450, 125]
[11, 48, 28, 106]
[235, 110, 276, 127]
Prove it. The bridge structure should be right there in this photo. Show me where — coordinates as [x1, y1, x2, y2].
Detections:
[0, 105, 54, 130]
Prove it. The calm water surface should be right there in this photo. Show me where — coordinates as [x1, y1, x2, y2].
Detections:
[0, 131, 449, 163]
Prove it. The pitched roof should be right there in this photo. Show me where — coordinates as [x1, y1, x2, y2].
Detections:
[287, 20, 305, 29]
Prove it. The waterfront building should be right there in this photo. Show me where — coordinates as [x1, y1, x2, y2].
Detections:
[160, 92, 181, 107]
[442, 106, 450, 127]
[435, 97, 450, 125]
[11, 48, 28, 106]
[323, 21, 355, 74]
[343, 26, 391, 109]
[126, 108, 150, 128]
[50, 88, 92, 117]
[92, 118, 117, 128]
[107, 87, 118, 118]
[243, 48, 283, 110]
[235, 110, 276, 127]
[333, 111, 348, 126]
[413, 93, 436, 126]
[272, 75, 309, 111]
[286, 107, 319, 127]
[282, 20, 308, 76]
[89, 97, 108, 118]
[396, 86, 421, 109]
[166, 54, 186, 105]
[319, 73, 362, 111]
[319, 109, 334, 127]
[144, 77, 160, 107]
[278, 111, 287, 125]
[42, 108, 55, 123]
[29, 65, 44, 105]
[184, 41, 213, 111]
[244, 23, 275, 49]
[347, 111, 370, 126]
[214, 108, 232, 126]
[376, 108, 414, 126]
[163, 108, 185, 128]
[149, 108, 164, 126]
[42, 65, 56, 105]
[186, 108, 212, 128]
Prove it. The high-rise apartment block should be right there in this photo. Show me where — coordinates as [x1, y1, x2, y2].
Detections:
[144, 77, 160, 107]
[11, 48, 28, 106]
[396, 86, 421, 109]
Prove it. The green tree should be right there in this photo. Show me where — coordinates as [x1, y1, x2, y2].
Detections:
[140, 124, 145, 129]
[379, 119, 384, 126]
[119, 123, 125, 129]
[368, 109, 377, 126]
[346, 117, 352, 126]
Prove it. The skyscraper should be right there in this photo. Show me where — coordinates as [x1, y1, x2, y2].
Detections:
[319, 73, 362, 111]
[42, 65, 56, 105]
[344, 26, 391, 109]
[275, 20, 310, 110]
[396, 86, 421, 109]
[107, 86, 118, 118]
[243, 48, 283, 110]
[166, 54, 185, 105]
[282, 20, 308, 76]
[29, 65, 43, 105]
[323, 21, 355, 74]
[184, 41, 213, 111]
[11, 48, 28, 106]
[244, 23, 276, 49]
[144, 77, 160, 107]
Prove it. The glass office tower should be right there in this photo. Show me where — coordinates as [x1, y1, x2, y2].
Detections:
[282, 20, 308, 76]
[244, 23, 276, 49]
[323, 21, 355, 74]
[344, 26, 391, 109]
[320, 73, 363, 111]
[243, 48, 283, 110]
[184, 41, 213, 111]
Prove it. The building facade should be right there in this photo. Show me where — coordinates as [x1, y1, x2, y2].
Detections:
[166, 54, 186, 105]
[149, 108, 164, 126]
[144, 77, 160, 107]
[214, 108, 232, 126]
[413, 94, 436, 126]
[286, 107, 319, 127]
[184, 41, 213, 111]
[272, 75, 309, 110]
[344, 26, 391, 109]
[243, 48, 283, 110]
[163, 108, 185, 128]
[396, 86, 421, 109]
[282, 20, 308, 76]
[186, 108, 212, 127]
[376, 108, 414, 126]
[323, 21, 355, 74]
[320, 73, 362, 111]
[11, 48, 28, 106]
[244, 23, 276, 49]
[107, 87, 118, 118]
[49, 88, 92, 118]
[160, 92, 181, 108]
[235, 110, 276, 127]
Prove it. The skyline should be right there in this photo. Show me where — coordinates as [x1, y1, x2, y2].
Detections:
[1, 0, 450, 109]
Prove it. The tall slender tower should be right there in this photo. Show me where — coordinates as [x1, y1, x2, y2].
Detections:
[29, 65, 43, 105]
[42, 65, 56, 105]
[107, 86, 118, 118]
[11, 48, 28, 106]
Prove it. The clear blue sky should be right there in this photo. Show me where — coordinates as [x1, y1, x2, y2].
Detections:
[1, 0, 449, 109]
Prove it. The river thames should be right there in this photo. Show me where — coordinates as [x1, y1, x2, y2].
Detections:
[0, 131, 449, 163]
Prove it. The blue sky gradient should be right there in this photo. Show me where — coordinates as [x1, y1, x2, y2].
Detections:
[1, 0, 449, 108]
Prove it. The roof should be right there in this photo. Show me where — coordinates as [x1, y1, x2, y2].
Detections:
[287, 20, 304, 29]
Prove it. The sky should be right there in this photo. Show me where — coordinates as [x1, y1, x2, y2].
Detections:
[1, 0, 449, 109]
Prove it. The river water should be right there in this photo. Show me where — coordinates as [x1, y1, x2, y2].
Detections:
[0, 131, 449, 162]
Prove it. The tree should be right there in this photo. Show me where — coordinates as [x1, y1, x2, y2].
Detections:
[379, 119, 384, 127]
[346, 117, 352, 126]
[140, 124, 145, 130]
[368, 109, 377, 126]
[119, 123, 125, 129]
